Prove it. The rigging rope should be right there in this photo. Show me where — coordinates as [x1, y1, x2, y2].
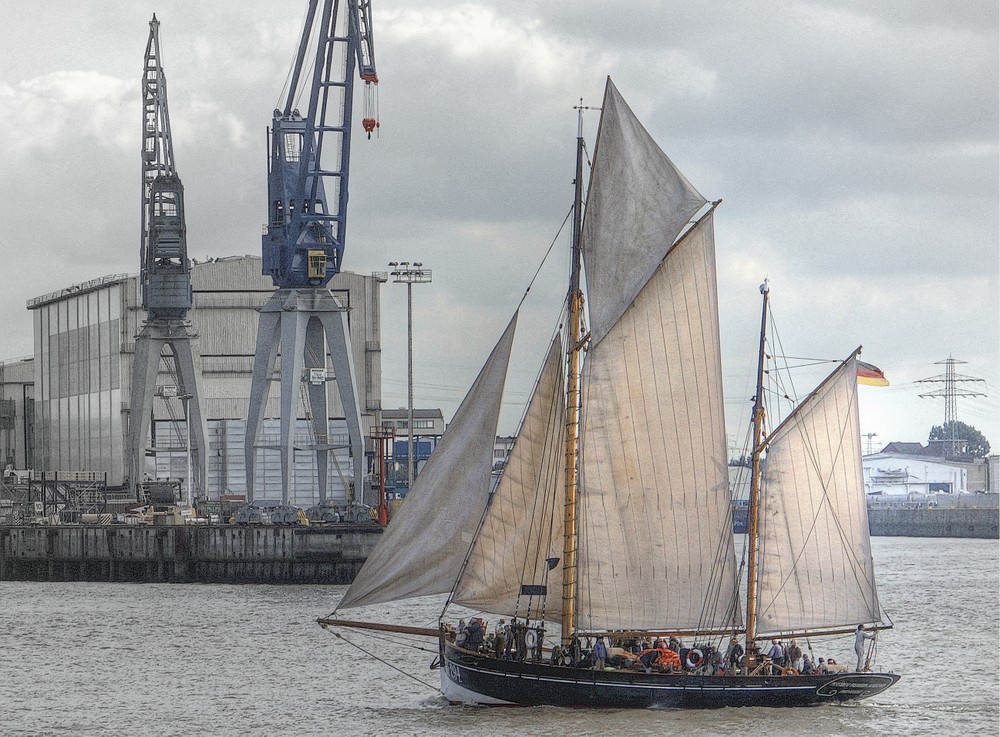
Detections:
[328, 630, 441, 693]
[516, 204, 574, 311]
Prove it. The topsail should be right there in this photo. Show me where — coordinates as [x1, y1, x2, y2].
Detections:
[582, 80, 707, 347]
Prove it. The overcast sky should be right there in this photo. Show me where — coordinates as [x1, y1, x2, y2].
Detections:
[0, 1, 997, 452]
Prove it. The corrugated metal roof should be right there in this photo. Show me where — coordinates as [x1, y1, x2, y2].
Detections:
[27, 273, 132, 310]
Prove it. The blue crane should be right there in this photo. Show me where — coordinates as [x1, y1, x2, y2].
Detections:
[263, 0, 377, 288]
[246, 0, 379, 509]
[128, 15, 208, 506]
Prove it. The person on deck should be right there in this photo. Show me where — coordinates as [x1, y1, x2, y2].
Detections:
[726, 637, 744, 673]
[493, 619, 507, 659]
[569, 634, 582, 667]
[466, 618, 485, 649]
[854, 624, 876, 671]
[514, 621, 528, 661]
[766, 639, 784, 674]
[532, 626, 545, 662]
[787, 639, 803, 671]
[826, 658, 849, 673]
[592, 637, 608, 670]
[505, 618, 517, 659]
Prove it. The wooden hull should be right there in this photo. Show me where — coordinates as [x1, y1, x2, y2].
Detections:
[440, 641, 900, 708]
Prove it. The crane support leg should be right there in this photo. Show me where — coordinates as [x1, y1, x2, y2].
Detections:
[245, 288, 367, 507]
[245, 309, 281, 504]
[318, 300, 365, 504]
[278, 307, 308, 505]
[127, 322, 208, 503]
[305, 317, 330, 503]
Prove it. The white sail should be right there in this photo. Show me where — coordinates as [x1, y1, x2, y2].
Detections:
[337, 313, 518, 610]
[754, 355, 882, 635]
[582, 78, 707, 348]
[576, 212, 741, 633]
[453, 336, 566, 622]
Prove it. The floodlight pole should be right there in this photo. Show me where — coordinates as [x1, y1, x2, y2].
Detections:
[388, 262, 432, 492]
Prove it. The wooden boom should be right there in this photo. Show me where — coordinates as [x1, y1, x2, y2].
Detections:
[318, 617, 441, 638]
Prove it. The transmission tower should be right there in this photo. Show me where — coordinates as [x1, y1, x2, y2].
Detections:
[916, 356, 986, 455]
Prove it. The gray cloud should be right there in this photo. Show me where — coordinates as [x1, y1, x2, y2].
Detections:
[0, 0, 996, 448]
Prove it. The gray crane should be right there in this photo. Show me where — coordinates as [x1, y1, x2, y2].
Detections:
[127, 15, 207, 507]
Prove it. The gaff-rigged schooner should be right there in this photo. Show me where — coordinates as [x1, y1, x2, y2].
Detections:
[320, 78, 900, 708]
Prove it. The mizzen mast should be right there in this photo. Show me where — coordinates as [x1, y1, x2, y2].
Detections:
[745, 278, 770, 655]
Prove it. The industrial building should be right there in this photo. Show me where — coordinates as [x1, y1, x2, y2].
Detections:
[1, 256, 383, 508]
[380, 407, 444, 496]
[863, 441, 998, 496]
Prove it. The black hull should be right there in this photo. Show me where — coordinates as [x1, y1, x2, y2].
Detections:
[440, 641, 899, 708]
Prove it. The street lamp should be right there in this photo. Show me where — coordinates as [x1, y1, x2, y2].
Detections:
[388, 261, 432, 492]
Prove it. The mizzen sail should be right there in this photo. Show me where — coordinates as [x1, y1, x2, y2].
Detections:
[754, 355, 882, 635]
[576, 210, 741, 633]
[452, 336, 566, 622]
[582, 78, 707, 347]
[337, 313, 518, 610]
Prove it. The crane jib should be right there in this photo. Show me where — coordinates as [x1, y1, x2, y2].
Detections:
[263, 0, 379, 289]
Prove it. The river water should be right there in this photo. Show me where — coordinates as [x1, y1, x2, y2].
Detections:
[1, 537, 996, 736]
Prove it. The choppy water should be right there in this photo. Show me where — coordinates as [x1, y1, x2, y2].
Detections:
[1, 537, 996, 736]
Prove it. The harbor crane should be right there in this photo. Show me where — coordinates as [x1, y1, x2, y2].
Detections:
[245, 0, 378, 506]
[127, 15, 208, 506]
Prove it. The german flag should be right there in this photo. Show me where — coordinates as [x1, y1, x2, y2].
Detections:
[857, 361, 889, 386]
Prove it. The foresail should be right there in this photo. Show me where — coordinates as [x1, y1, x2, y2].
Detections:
[453, 336, 566, 623]
[754, 355, 882, 635]
[582, 78, 707, 347]
[337, 313, 518, 610]
[576, 212, 741, 633]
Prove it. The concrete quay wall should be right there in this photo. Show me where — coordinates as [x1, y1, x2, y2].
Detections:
[868, 507, 999, 539]
[0, 525, 382, 584]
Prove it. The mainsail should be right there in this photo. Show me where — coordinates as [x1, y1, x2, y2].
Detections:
[576, 211, 740, 632]
[337, 313, 518, 610]
[452, 336, 566, 622]
[754, 355, 882, 635]
[582, 79, 707, 347]
[573, 78, 740, 633]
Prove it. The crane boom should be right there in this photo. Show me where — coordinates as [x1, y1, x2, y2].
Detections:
[262, 0, 379, 288]
[140, 13, 191, 319]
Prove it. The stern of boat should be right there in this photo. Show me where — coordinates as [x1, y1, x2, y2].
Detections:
[815, 672, 901, 702]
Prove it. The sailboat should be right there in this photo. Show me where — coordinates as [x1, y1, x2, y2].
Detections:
[320, 78, 900, 708]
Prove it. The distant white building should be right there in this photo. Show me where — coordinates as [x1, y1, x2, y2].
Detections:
[493, 435, 516, 472]
[863, 442, 968, 496]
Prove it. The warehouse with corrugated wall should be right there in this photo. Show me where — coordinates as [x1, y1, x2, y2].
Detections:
[18, 255, 381, 507]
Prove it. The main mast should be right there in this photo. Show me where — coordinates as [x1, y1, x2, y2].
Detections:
[745, 278, 770, 655]
[560, 105, 586, 644]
